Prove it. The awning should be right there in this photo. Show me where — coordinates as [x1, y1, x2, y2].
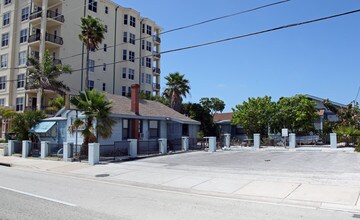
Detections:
[30, 121, 56, 133]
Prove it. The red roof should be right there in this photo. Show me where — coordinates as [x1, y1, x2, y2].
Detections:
[213, 113, 233, 122]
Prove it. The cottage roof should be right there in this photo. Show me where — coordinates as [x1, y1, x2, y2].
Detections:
[213, 112, 233, 122]
[305, 94, 347, 108]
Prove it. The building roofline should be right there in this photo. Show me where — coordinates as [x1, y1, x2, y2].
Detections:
[304, 94, 347, 108]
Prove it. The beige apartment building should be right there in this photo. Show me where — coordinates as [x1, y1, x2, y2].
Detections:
[0, 0, 162, 115]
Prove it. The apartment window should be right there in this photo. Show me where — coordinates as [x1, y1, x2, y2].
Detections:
[18, 51, 27, 66]
[88, 80, 94, 90]
[3, 12, 10, 26]
[102, 83, 106, 91]
[88, 0, 97, 12]
[129, 51, 135, 62]
[141, 40, 145, 50]
[16, 97, 24, 111]
[105, 6, 108, 14]
[121, 86, 126, 96]
[146, 25, 152, 35]
[146, 58, 151, 68]
[129, 33, 135, 45]
[88, 59, 95, 72]
[0, 98, 5, 107]
[128, 87, 131, 96]
[20, 29, 28, 43]
[141, 57, 145, 67]
[122, 50, 127, 61]
[141, 73, 145, 84]
[4, 0, 11, 5]
[1, 54, 8, 68]
[17, 74, 25, 88]
[0, 76, 6, 90]
[142, 24, 145, 34]
[2, 33, 9, 47]
[128, 68, 135, 80]
[146, 74, 151, 84]
[130, 16, 136, 27]
[103, 43, 107, 52]
[149, 120, 159, 138]
[21, 7, 29, 21]
[146, 91, 151, 96]
[124, 14, 128, 25]
[104, 25, 108, 33]
[122, 119, 129, 139]
[146, 41, 152, 52]
[123, 32, 127, 43]
[122, 67, 126, 79]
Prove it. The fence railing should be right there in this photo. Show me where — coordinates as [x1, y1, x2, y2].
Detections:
[168, 139, 182, 152]
[99, 141, 130, 161]
[48, 143, 63, 157]
[138, 140, 159, 155]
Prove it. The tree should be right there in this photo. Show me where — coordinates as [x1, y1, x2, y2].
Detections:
[163, 72, 190, 112]
[11, 110, 45, 141]
[182, 102, 214, 136]
[27, 50, 72, 110]
[139, 91, 169, 107]
[232, 96, 275, 137]
[270, 95, 318, 134]
[79, 15, 106, 90]
[199, 97, 225, 116]
[69, 89, 115, 155]
[324, 100, 360, 128]
[45, 97, 65, 114]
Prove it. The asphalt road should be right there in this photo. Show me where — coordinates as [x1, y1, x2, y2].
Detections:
[0, 166, 357, 220]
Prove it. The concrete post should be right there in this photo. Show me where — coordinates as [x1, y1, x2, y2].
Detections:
[7, 140, 15, 156]
[330, 133, 337, 149]
[128, 139, 138, 158]
[40, 141, 50, 159]
[208, 137, 216, 152]
[253, 134, 260, 149]
[182, 136, 189, 151]
[88, 143, 100, 166]
[63, 142, 73, 162]
[22, 141, 31, 158]
[289, 133, 296, 149]
[3, 144, 8, 156]
[224, 134, 231, 148]
[158, 138, 167, 154]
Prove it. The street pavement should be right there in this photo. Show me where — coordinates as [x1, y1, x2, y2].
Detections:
[1, 150, 360, 216]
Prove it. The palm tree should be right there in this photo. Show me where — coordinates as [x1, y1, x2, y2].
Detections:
[69, 89, 115, 155]
[79, 15, 106, 90]
[27, 50, 72, 110]
[45, 96, 65, 114]
[163, 72, 190, 112]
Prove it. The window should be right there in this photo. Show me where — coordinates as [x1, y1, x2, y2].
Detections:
[182, 124, 189, 136]
[141, 57, 145, 67]
[142, 24, 145, 33]
[21, 7, 29, 21]
[149, 120, 159, 138]
[124, 14, 128, 25]
[128, 68, 135, 80]
[90, 47, 96, 52]
[20, 29, 27, 43]
[18, 51, 27, 66]
[122, 119, 129, 139]
[16, 97, 24, 111]
[130, 16, 136, 27]
[105, 6, 108, 14]
[88, 0, 97, 12]
[0, 76, 6, 90]
[146, 41, 152, 52]
[0, 98, 5, 107]
[3, 12, 10, 26]
[146, 58, 151, 68]
[123, 32, 127, 43]
[141, 73, 145, 84]
[88, 80, 94, 90]
[102, 83, 106, 91]
[129, 33, 135, 45]
[141, 40, 145, 50]
[146, 74, 151, 84]
[17, 74, 25, 88]
[122, 50, 127, 60]
[2, 33, 9, 47]
[103, 63, 106, 71]
[4, 0, 11, 5]
[88, 59, 95, 72]
[1, 54, 8, 68]
[122, 86, 126, 96]
[122, 67, 126, 79]
[145, 91, 151, 96]
[104, 43, 107, 52]
[129, 51, 135, 62]
[104, 25, 108, 33]
[128, 87, 131, 95]
[146, 25, 152, 35]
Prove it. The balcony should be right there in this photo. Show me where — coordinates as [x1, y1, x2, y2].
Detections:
[28, 33, 63, 48]
[153, 67, 161, 74]
[153, 52, 161, 59]
[47, 10, 65, 23]
[153, 83, 160, 90]
[28, 34, 41, 43]
[154, 36, 161, 44]
[29, 11, 42, 21]
[45, 33, 63, 45]
[29, 10, 64, 28]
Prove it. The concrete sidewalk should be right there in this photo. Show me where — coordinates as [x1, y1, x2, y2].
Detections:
[1, 154, 360, 213]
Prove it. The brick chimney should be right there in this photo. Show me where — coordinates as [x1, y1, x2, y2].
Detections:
[131, 84, 140, 139]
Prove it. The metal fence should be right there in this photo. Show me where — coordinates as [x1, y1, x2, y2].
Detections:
[99, 141, 130, 161]
[138, 140, 159, 155]
[189, 138, 205, 150]
[29, 142, 41, 157]
[48, 143, 63, 157]
[168, 139, 182, 152]
[13, 141, 22, 154]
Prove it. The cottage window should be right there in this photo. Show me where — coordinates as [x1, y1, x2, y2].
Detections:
[149, 120, 159, 138]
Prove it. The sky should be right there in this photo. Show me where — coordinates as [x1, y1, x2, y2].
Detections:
[114, 0, 360, 112]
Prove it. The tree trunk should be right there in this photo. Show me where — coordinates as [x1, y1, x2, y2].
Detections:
[36, 89, 42, 111]
[84, 48, 90, 90]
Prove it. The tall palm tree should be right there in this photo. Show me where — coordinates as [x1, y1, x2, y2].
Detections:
[69, 89, 115, 155]
[163, 72, 191, 112]
[79, 15, 106, 90]
[27, 50, 72, 110]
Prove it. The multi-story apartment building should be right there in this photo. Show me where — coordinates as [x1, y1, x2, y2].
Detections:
[0, 0, 161, 114]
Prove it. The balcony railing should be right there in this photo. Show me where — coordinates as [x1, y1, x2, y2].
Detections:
[154, 36, 161, 43]
[29, 11, 42, 20]
[47, 10, 65, 23]
[45, 33, 63, 45]
[53, 59, 62, 65]
[153, 52, 161, 59]
[153, 83, 160, 90]
[153, 67, 161, 74]
[28, 34, 41, 43]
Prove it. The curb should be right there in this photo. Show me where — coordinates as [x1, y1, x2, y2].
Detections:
[0, 162, 11, 167]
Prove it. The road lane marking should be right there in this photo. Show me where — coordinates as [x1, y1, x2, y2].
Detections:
[0, 186, 77, 207]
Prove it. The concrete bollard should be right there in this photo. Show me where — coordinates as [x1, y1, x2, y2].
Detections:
[7, 140, 15, 156]
[330, 133, 337, 149]
[253, 134, 260, 149]
[22, 141, 31, 158]
[182, 137, 189, 151]
[3, 144, 8, 156]
[208, 137, 217, 152]
[159, 138, 167, 154]
[40, 141, 50, 159]
[289, 133, 296, 149]
[224, 134, 230, 148]
[88, 143, 100, 166]
[63, 142, 73, 162]
[128, 139, 138, 158]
